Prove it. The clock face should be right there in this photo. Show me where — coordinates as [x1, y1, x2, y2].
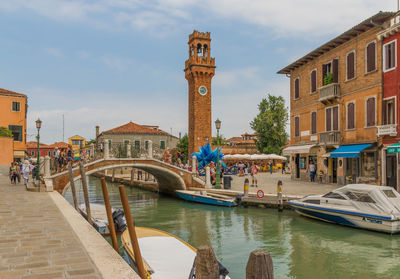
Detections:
[198, 85, 208, 96]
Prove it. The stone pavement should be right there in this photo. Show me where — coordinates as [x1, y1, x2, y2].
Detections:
[229, 172, 339, 197]
[0, 165, 103, 279]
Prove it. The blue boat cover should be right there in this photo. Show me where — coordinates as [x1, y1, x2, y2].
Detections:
[330, 143, 372, 158]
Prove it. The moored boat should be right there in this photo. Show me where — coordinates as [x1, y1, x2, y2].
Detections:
[79, 203, 126, 235]
[121, 227, 230, 279]
[289, 184, 400, 234]
[176, 190, 237, 207]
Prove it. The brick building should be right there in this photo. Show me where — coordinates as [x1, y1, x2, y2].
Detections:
[0, 88, 28, 161]
[224, 133, 259, 154]
[185, 30, 216, 156]
[279, 12, 394, 185]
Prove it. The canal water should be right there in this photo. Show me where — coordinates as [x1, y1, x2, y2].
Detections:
[65, 177, 400, 279]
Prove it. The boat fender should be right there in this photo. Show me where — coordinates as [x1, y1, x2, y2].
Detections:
[112, 209, 126, 232]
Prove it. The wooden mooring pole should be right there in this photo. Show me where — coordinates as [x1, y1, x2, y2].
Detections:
[100, 177, 118, 252]
[195, 245, 219, 279]
[68, 162, 79, 211]
[246, 250, 274, 279]
[118, 185, 147, 279]
[79, 161, 93, 225]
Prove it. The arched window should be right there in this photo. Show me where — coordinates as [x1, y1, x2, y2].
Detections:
[191, 47, 194, 57]
[197, 43, 203, 56]
[203, 44, 208, 57]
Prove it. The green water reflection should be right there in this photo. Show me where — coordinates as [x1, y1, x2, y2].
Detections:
[65, 177, 400, 279]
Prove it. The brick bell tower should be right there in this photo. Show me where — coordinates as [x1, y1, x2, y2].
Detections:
[184, 30, 216, 156]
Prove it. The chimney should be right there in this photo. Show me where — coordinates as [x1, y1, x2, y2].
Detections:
[96, 126, 99, 139]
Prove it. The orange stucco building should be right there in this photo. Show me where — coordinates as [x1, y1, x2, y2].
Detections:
[0, 88, 28, 161]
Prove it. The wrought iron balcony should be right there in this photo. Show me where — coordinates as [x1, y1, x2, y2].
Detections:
[319, 83, 340, 103]
[377, 124, 397, 137]
[320, 131, 340, 145]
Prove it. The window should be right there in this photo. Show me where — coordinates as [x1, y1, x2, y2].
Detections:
[53, 151, 56, 156]
[384, 40, 396, 72]
[347, 103, 355, 130]
[345, 191, 375, 203]
[8, 125, 22, 142]
[72, 140, 82, 146]
[366, 41, 376, 73]
[322, 192, 346, 200]
[134, 140, 140, 151]
[48, 151, 51, 156]
[322, 59, 339, 84]
[294, 116, 300, 137]
[31, 151, 35, 156]
[294, 78, 300, 99]
[366, 97, 376, 127]
[383, 98, 395, 125]
[12, 101, 20, 112]
[160, 140, 166, 150]
[310, 70, 317, 93]
[124, 140, 130, 145]
[325, 106, 339, 131]
[145, 140, 149, 150]
[303, 199, 320, 204]
[108, 140, 112, 150]
[383, 189, 396, 198]
[346, 51, 355, 80]
[311, 111, 317, 135]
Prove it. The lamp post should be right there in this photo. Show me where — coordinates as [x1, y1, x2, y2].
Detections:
[35, 118, 42, 181]
[215, 118, 221, 189]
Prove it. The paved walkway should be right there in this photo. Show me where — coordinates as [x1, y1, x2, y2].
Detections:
[0, 166, 103, 279]
[229, 172, 339, 197]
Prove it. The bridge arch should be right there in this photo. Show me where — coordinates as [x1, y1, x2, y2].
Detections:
[46, 158, 204, 195]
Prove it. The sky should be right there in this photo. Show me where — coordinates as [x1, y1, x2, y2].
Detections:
[0, 0, 398, 144]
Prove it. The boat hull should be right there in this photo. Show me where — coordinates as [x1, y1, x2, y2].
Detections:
[289, 202, 400, 234]
[176, 191, 236, 207]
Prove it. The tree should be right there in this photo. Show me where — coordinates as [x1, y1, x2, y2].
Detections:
[212, 134, 227, 146]
[176, 134, 188, 162]
[250, 94, 288, 155]
[0, 127, 13, 138]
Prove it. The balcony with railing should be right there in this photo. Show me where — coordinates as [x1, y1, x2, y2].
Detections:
[377, 124, 397, 137]
[320, 131, 340, 145]
[319, 83, 340, 103]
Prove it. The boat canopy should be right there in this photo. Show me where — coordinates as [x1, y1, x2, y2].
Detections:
[332, 184, 400, 217]
[387, 143, 400, 154]
[330, 143, 372, 158]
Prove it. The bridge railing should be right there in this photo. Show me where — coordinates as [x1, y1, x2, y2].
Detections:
[108, 143, 165, 160]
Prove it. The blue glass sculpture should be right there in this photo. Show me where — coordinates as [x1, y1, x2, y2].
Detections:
[192, 142, 225, 170]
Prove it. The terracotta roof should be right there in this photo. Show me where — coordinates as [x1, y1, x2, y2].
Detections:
[26, 141, 50, 149]
[102, 121, 171, 136]
[0, 88, 27, 98]
[49, 142, 69, 148]
[278, 11, 394, 74]
[227, 137, 243, 143]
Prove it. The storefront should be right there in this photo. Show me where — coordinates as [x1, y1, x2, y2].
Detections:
[282, 144, 317, 181]
[384, 143, 400, 190]
[330, 143, 377, 185]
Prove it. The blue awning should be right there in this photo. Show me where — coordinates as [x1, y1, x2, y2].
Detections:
[330, 143, 372, 158]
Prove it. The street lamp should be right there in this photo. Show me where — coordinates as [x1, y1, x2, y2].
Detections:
[215, 118, 221, 189]
[35, 118, 42, 181]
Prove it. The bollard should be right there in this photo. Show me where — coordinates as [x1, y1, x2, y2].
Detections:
[44, 156, 50, 177]
[246, 249, 274, 279]
[205, 166, 211, 189]
[277, 180, 283, 212]
[244, 178, 249, 196]
[195, 245, 219, 279]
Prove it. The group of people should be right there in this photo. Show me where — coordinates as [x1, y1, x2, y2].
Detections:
[9, 160, 35, 186]
[54, 147, 75, 172]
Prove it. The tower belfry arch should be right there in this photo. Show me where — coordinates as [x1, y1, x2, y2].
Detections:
[184, 30, 216, 156]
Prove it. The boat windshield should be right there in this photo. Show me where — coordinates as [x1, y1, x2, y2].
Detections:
[322, 192, 346, 200]
[345, 191, 375, 203]
[382, 189, 397, 198]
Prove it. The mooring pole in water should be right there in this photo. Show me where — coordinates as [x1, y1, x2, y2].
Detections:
[277, 180, 283, 212]
[68, 162, 79, 211]
[118, 185, 147, 279]
[100, 177, 118, 252]
[244, 178, 249, 197]
[246, 249, 274, 279]
[195, 245, 219, 279]
[79, 161, 93, 225]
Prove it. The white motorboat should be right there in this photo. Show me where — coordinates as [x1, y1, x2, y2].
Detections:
[288, 184, 400, 234]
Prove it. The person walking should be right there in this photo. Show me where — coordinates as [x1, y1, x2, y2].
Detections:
[269, 161, 273, 175]
[21, 160, 33, 186]
[9, 163, 17, 185]
[308, 161, 316, 182]
[251, 163, 260, 187]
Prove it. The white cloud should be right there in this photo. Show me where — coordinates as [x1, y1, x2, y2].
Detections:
[101, 55, 133, 71]
[44, 47, 63, 58]
[0, 0, 396, 37]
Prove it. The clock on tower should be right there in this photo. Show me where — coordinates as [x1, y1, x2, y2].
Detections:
[184, 30, 216, 156]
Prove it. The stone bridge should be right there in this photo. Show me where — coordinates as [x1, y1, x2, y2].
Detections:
[44, 158, 205, 195]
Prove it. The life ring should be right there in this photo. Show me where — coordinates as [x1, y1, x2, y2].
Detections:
[257, 190, 264, 199]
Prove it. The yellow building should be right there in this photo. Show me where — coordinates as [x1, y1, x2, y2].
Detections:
[0, 88, 28, 162]
[68, 135, 86, 159]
